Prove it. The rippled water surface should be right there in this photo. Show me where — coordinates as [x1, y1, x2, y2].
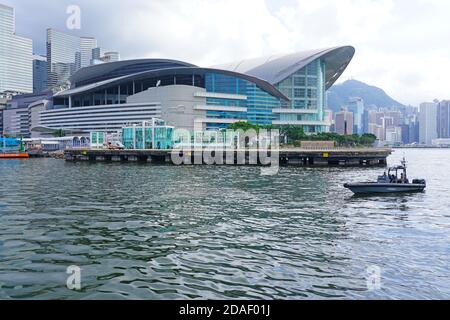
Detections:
[0, 148, 449, 299]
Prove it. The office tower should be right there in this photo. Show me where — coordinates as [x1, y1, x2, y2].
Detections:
[437, 100, 450, 138]
[419, 102, 438, 145]
[47, 29, 120, 89]
[335, 110, 354, 135]
[400, 124, 410, 144]
[47, 29, 82, 88]
[363, 109, 377, 133]
[80, 37, 98, 68]
[33, 55, 48, 93]
[347, 97, 364, 134]
[0, 4, 33, 94]
[92, 47, 106, 61]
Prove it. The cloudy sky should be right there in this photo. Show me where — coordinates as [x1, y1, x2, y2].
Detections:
[4, 0, 450, 105]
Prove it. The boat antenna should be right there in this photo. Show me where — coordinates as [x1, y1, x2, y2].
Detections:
[401, 156, 407, 168]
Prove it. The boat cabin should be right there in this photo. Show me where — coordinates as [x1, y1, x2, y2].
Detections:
[378, 159, 409, 184]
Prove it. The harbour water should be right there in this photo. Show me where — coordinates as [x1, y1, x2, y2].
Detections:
[0, 148, 449, 299]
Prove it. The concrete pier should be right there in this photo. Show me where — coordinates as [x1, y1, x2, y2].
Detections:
[64, 148, 392, 167]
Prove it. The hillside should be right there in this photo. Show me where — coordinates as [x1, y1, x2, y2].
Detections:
[327, 79, 405, 112]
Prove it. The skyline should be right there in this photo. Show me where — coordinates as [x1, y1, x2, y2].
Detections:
[2, 0, 450, 106]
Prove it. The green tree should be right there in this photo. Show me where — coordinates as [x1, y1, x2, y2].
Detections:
[277, 125, 305, 143]
[53, 129, 66, 137]
[359, 133, 377, 146]
[228, 121, 262, 133]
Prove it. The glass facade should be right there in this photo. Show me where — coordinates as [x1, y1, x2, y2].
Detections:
[33, 55, 48, 93]
[275, 58, 327, 133]
[347, 97, 364, 134]
[56, 72, 282, 131]
[0, 4, 33, 94]
[205, 73, 280, 129]
[53, 69, 284, 133]
[47, 29, 82, 89]
[122, 125, 174, 150]
[80, 37, 97, 68]
[47, 30, 117, 89]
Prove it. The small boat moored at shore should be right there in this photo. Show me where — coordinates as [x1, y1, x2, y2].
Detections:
[344, 158, 426, 194]
[0, 137, 29, 159]
[0, 153, 29, 159]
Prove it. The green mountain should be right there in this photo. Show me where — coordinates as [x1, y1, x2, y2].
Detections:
[327, 79, 405, 112]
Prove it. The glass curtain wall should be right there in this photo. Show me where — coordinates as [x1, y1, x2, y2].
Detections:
[205, 73, 281, 129]
[122, 126, 173, 149]
[275, 58, 326, 133]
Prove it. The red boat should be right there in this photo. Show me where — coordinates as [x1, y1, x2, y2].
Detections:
[0, 152, 29, 159]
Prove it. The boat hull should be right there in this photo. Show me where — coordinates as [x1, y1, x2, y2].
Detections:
[344, 183, 426, 194]
[0, 153, 29, 159]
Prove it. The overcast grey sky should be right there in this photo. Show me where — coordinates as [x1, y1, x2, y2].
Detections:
[4, 0, 450, 105]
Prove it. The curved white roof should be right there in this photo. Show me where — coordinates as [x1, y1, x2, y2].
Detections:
[213, 46, 355, 89]
[70, 59, 198, 87]
[55, 67, 290, 101]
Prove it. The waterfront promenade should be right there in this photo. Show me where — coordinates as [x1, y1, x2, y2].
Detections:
[64, 147, 392, 167]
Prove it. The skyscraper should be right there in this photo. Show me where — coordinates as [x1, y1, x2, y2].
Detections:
[437, 100, 450, 138]
[335, 109, 353, 135]
[47, 29, 120, 89]
[47, 29, 82, 89]
[0, 4, 33, 94]
[419, 102, 438, 145]
[401, 113, 420, 144]
[91, 47, 106, 61]
[33, 55, 48, 93]
[80, 37, 97, 68]
[347, 97, 364, 134]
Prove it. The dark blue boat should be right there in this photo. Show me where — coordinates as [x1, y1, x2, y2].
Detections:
[344, 158, 426, 194]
